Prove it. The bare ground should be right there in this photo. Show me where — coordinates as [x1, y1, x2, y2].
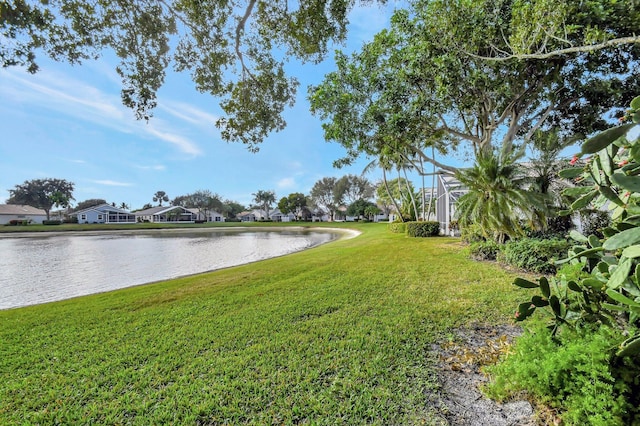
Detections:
[428, 323, 544, 426]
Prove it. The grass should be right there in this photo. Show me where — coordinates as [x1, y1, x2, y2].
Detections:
[0, 223, 525, 424]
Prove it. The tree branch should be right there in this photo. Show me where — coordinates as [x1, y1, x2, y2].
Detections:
[235, 0, 257, 80]
[468, 36, 640, 61]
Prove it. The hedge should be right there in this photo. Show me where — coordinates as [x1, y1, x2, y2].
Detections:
[406, 221, 441, 237]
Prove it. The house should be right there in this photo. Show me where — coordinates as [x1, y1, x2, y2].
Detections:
[135, 205, 196, 223]
[269, 209, 296, 222]
[0, 204, 47, 225]
[236, 209, 268, 222]
[186, 208, 225, 222]
[71, 203, 136, 224]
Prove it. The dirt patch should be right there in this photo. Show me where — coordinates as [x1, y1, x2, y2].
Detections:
[428, 323, 540, 426]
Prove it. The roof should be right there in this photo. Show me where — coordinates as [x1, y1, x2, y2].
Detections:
[134, 205, 190, 215]
[0, 204, 47, 215]
[71, 203, 131, 216]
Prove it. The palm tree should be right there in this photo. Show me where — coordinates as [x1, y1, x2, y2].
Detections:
[252, 190, 276, 220]
[153, 191, 169, 206]
[455, 147, 547, 243]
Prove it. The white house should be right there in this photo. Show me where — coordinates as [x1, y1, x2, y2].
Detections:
[135, 206, 196, 223]
[186, 208, 225, 222]
[237, 209, 269, 222]
[269, 208, 296, 222]
[71, 203, 136, 224]
[0, 204, 47, 225]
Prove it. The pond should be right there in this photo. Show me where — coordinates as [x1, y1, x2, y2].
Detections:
[0, 228, 343, 310]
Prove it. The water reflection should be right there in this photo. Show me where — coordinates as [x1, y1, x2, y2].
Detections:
[0, 228, 337, 309]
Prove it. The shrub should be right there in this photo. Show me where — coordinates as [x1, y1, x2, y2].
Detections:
[460, 223, 485, 243]
[469, 240, 502, 261]
[42, 220, 62, 225]
[502, 237, 570, 274]
[63, 217, 78, 224]
[7, 219, 29, 226]
[485, 322, 638, 425]
[388, 222, 407, 234]
[406, 221, 440, 237]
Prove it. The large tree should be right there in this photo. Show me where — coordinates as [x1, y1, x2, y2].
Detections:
[310, 177, 342, 221]
[1, 0, 388, 150]
[335, 174, 374, 205]
[7, 178, 75, 220]
[277, 192, 309, 220]
[309, 0, 640, 175]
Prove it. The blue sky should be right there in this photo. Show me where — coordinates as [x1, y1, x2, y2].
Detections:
[0, 1, 466, 210]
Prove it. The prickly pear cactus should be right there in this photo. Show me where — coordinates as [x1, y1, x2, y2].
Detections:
[514, 95, 640, 358]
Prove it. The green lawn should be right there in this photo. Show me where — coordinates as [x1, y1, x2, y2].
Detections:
[0, 223, 524, 424]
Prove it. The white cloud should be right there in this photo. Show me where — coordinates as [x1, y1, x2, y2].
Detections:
[135, 164, 166, 171]
[91, 180, 133, 187]
[160, 101, 220, 127]
[145, 125, 202, 156]
[277, 177, 296, 189]
[1, 68, 203, 156]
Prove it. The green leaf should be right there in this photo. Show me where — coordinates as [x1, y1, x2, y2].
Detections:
[563, 186, 597, 197]
[607, 257, 633, 290]
[568, 281, 582, 292]
[558, 167, 585, 179]
[610, 173, 640, 193]
[606, 289, 640, 307]
[602, 227, 640, 250]
[539, 277, 550, 298]
[570, 189, 599, 211]
[514, 278, 538, 289]
[598, 186, 625, 207]
[622, 245, 640, 259]
[616, 334, 640, 358]
[581, 124, 635, 154]
[531, 295, 549, 307]
[599, 149, 613, 177]
[631, 95, 640, 110]
[549, 295, 562, 317]
[569, 230, 589, 243]
[588, 234, 602, 248]
[583, 278, 605, 290]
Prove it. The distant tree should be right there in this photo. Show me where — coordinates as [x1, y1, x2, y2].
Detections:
[278, 192, 309, 220]
[335, 174, 374, 205]
[364, 204, 382, 221]
[310, 177, 342, 221]
[375, 177, 417, 221]
[171, 195, 189, 207]
[119, 202, 129, 210]
[153, 190, 169, 206]
[252, 190, 276, 220]
[7, 178, 75, 220]
[191, 190, 224, 221]
[141, 203, 153, 210]
[74, 199, 107, 211]
[346, 199, 377, 220]
[222, 200, 246, 219]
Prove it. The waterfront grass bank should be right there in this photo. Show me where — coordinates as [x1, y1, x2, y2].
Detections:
[0, 223, 523, 424]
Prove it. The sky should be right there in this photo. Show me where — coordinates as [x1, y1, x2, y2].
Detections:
[2, 2, 444, 211]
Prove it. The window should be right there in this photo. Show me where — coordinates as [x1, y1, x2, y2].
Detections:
[215, 217, 221, 222]
[80, 214, 86, 220]
[98, 214, 103, 221]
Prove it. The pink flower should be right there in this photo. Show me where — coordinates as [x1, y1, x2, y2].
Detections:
[619, 159, 629, 167]
[619, 116, 627, 123]
[570, 155, 579, 165]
